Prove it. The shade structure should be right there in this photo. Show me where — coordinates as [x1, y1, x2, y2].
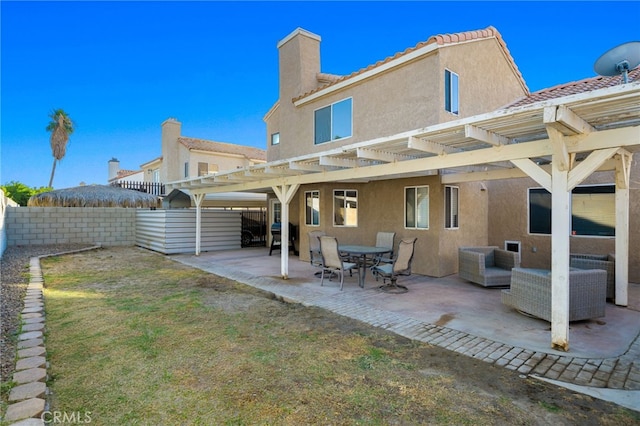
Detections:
[28, 185, 159, 208]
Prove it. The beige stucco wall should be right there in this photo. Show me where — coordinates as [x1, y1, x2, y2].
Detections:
[436, 39, 527, 120]
[487, 161, 640, 283]
[265, 30, 530, 278]
[292, 176, 488, 278]
[267, 34, 528, 162]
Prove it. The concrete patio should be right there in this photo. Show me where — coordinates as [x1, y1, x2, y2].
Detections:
[171, 247, 640, 411]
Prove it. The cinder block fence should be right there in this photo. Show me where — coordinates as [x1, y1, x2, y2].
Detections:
[4, 207, 242, 254]
[6, 207, 136, 246]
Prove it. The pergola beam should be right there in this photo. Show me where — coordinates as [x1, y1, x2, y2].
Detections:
[510, 158, 552, 192]
[183, 126, 638, 195]
[440, 159, 616, 184]
[289, 161, 328, 172]
[319, 156, 373, 168]
[408, 136, 461, 155]
[356, 147, 415, 163]
[465, 124, 511, 146]
[544, 105, 596, 135]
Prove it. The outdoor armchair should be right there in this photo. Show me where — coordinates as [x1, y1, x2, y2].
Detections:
[501, 268, 607, 322]
[458, 246, 520, 288]
[319, 236, 358, 290]
[371, 237, 417, 293]
[570, 253, 615, 300]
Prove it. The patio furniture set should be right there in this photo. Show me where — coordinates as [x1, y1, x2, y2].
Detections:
[308, 231, 417, 293]
[458, 246, 613, 322]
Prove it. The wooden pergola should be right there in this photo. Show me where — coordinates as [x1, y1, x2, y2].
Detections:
[167, 83, 640, 351]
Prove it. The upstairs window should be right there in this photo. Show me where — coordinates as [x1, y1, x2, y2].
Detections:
[405, 186, 429, 229]
[305, 190, 320, 226]
[197, 162, 208, 177]
[333, 189, 357, 227]
[184, 162, 189, 178]
[445, 186, 459, 229]
[314, 98, 352, 144]
[445, 69, 459, 115]
[271, 132, 280, 145]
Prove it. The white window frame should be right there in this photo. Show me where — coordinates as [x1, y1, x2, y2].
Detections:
[405, 185, 429, 230]
[445, 185, 459, 229]
[314, 97, 353, 145]
[305, 190, 320, 226]
[444, 69, 459, 115]
[333, 189, 357, 227]
[184, 162, 189, 178]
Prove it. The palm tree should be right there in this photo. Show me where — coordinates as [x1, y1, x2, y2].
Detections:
[46, 109, 74, 188]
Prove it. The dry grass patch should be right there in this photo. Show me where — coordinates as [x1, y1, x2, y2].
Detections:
[40, 247, 638, 425]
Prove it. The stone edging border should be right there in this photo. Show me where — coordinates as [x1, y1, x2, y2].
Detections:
[2, 245, 102, 425]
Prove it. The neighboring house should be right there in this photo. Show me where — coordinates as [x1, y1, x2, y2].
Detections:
[108, 118, 268, 207]
[262, 26, 529, 278]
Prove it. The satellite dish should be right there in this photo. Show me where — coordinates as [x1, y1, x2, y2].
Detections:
[594, 41, 640, 83]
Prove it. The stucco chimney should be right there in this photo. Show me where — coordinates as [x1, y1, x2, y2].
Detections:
[161, 118, 182, 183]
[108, 157, 120, 182]
[277, 28, 321, 103]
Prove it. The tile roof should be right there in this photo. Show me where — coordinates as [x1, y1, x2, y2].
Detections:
[178, 137, 266, 161]
[116, 169, 140, 179]
[507, 68, 640, 107]
[295, 26, 527, 102]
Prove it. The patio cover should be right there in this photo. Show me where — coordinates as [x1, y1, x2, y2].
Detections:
[167, 83, 640, 351]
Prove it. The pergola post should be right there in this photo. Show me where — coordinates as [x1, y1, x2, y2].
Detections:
[614, 151, 632, 306]
[192, 193, 205, 256]
[550, 163, 571, 351]
[272, 184, 300, 279]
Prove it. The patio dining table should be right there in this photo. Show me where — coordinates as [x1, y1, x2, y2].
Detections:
[339, 245, 392, 288]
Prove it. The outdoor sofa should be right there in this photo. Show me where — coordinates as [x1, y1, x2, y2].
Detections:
[570, 253, 615, 300]
[458, 246, 520, 288]
[501, 268, 607, 322]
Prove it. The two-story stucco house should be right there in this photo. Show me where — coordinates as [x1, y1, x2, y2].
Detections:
[166, 26, 638, 350]
[263, 26, 529, 278]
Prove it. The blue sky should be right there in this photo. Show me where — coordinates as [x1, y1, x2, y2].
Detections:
[2, 1, 639, 189]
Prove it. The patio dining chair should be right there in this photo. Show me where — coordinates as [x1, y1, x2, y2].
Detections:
[371, 237, 417, 293]
[319, 236, 359, 290]
[308, 230, 326, 276]
[371, 231, 395, 266]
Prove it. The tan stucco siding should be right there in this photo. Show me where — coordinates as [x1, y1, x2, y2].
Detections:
[436, 38, 528, 122]
[265, 105, 281, 162]
[438, 181, 489, 276]
[487, 164, 640, 283]
[269, 38, 527, 162]
[293, 175, 487, 278]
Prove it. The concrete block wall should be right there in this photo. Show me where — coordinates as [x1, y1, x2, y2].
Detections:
[6, 207, 137, 246]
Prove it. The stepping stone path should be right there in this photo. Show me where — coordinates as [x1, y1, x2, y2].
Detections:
[3, 258, 47, 425]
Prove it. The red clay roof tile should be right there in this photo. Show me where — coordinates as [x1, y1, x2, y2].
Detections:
[507, 68, 640, 107]
[178, 137, 266, 161]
